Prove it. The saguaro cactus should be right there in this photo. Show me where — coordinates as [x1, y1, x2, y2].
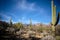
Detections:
[9, 17, 12, 27]
[30, 18, 32, 30]
[51, 0, 60, 36]
[51, 0, 56, 32]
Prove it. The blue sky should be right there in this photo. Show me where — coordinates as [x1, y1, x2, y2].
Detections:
[0, 0, 60, 24]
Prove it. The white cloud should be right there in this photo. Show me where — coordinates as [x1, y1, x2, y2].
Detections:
[15, 0, 46, 17]
[9, 13, 18, 19]
[24, 19, 40, 24]
[0, 13, 10, 19]
[16, 0, 36, 11]
[11, 15, 40, 24]
[16, 16, 40, 24]
[0, 12, 18, 21]
[0, 13, 12, 23]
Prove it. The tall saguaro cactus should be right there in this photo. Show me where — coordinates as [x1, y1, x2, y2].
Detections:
[51, 0, 56, 32]
[30, 18, 32, 30]
[10, 17, 12, 27]
[51, 0, 60, 36]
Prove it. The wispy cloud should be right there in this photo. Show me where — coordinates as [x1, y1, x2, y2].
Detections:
[0, 13, 10, 19]
[22, 19, 40, 24]
[17, 0, 36, 11]
[9, 13, 18, 19]
[0, 13, 11, 22]
[16, 0, 45, 12]
[15, 16, 40, 24]
[15, 0, 47, 18]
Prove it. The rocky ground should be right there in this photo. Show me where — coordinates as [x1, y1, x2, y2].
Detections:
[0, 30, 55, 40]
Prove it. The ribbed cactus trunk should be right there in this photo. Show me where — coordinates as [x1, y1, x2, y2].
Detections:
[30, 18, 32, 30]
[51, 0, 56, 36]
[10, 17, 12, 27]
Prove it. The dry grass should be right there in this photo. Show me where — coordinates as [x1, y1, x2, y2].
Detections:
[56, 36, 60, 40]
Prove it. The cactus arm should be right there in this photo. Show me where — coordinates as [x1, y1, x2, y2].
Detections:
[54, 13, 60, 26]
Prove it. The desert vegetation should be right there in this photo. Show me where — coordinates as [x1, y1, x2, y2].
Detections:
[0, 20, 60, 40]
